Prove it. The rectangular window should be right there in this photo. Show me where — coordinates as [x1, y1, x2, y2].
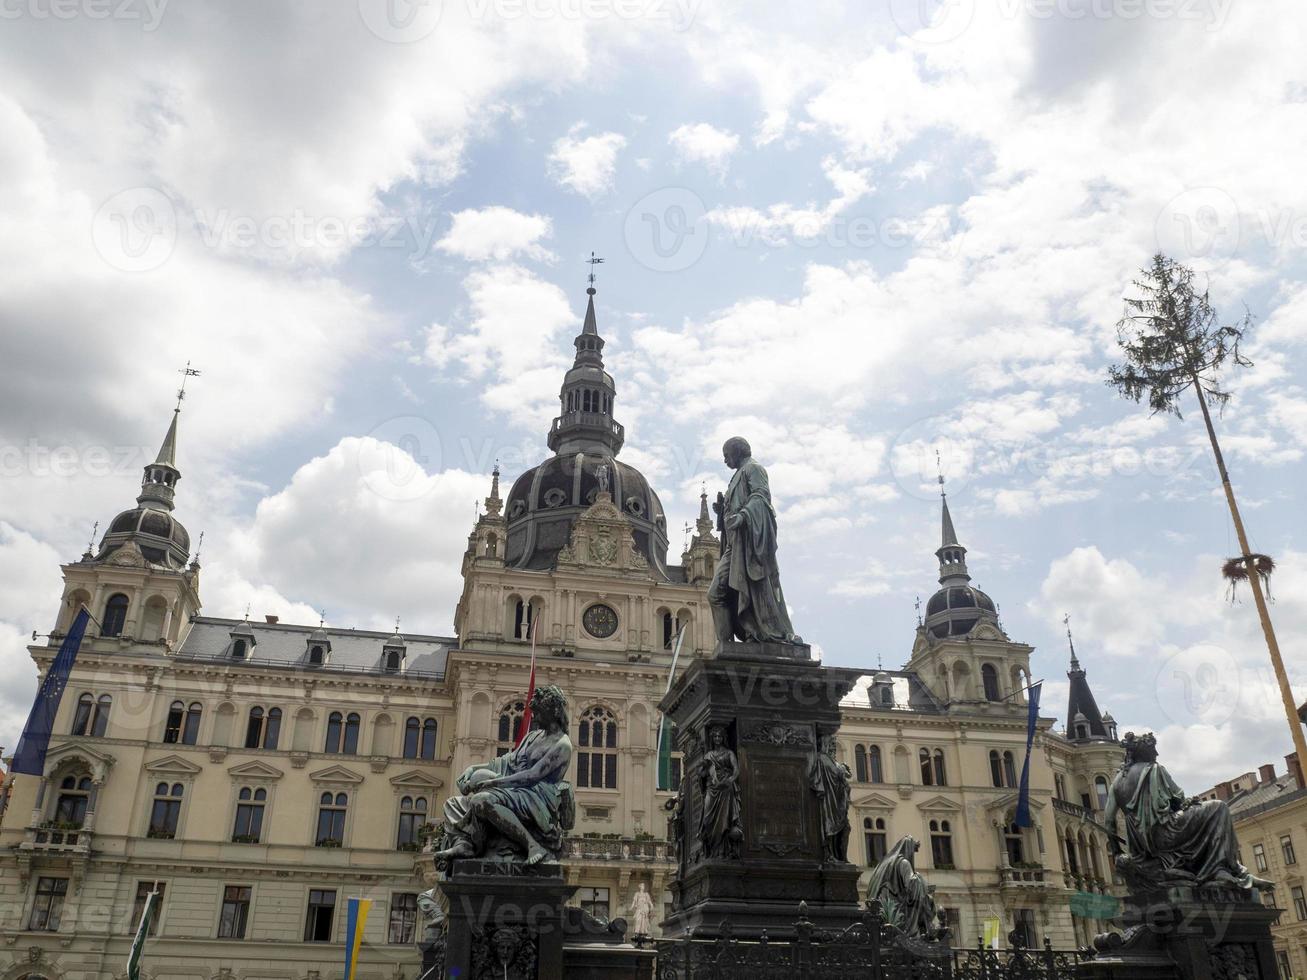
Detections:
[576, 887, 610, 921]
[1282, 835, 1297, 866]
[1012, 908, 1037, 948]
[943, 908, 962, 941]
[1292, 886, 1307, 921]
[29, 877, 69, 932]
[931, 834, 954, 868]
[305, 889, 337, 942]
[388, 893, 418, 945]
[866, 831, 887, 866]
[669, 756, 683, 792]
[1277, 950, 1291, 980]
[218, 885, 251, 939]
[131, 882, 165, 936]
[1254, 843, 1268, 873]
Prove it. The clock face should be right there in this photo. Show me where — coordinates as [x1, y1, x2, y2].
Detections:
[582, 603, 619, 639]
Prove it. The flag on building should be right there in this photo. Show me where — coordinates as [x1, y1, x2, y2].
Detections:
[1014, 681, 1043, 828]
[12, 607, 91, 776]
[343, 897, 372, 980]
[127, 887, 160, 980]
[656, 624, 687, 791]
[514, 618, 538, 749]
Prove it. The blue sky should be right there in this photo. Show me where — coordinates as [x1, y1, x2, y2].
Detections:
[1, 0, 1306, 790]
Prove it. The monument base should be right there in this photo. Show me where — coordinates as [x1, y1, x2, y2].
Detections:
[1076, 888, 1281, 980]
[435, 860, 654, 979]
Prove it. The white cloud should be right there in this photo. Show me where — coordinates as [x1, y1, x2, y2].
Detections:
[669, 123, 740, 176]
[0, 523, 67, 753]
[547, 126, 627, 197]
[437, 207, 556, 262]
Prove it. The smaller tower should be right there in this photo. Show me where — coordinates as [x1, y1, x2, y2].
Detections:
[680, 487, 720, 586]
[1064, 615, 1113, 742]
[546, 279, 624, 457]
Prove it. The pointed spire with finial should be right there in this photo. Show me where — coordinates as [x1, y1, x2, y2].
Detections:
[696, 484, 713, 534]
[1064, 612, 1080, 671]
[483, 462, 503, 518]
[933, 451, 970, 585]
[1064, 612, 1110, 740]
[547, 254, 623, 456]
[137, 363, 198, 512]
[82, 521, 99, 561]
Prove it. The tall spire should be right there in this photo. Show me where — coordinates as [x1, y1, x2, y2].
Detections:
[1065, 614, 1110, 741]
[1064, 612, 1080, 671]
[934, 467, 969, 585]
[483, 462, 502, 518]
[696, 485, 713, 534]
[546, 261, 624, 457]
[137, 408, 183, 512]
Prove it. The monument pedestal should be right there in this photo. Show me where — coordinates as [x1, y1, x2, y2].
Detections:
[659, 640, 864, 939]
[1076, 889, 1281, 980]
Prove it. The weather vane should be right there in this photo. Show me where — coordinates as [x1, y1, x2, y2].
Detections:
[935, 448, 945, 497]
[84, 521, 99, 557]
[587, 251, 604, 287]
[176, 361, 201, 411]
[394, 615, 401, 634]
[914, 594, 922, 626]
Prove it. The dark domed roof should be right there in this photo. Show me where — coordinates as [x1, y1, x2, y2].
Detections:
[925, 585, 999, 638]
[98, 505, 190, 569]
[504, 452, 669, 578]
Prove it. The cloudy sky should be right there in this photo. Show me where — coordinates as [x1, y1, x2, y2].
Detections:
[2, 0, 1305, 790]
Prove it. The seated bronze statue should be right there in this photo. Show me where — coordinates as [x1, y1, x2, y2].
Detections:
[433, 685, 575, 868]
[1104, 731, 1272, 893]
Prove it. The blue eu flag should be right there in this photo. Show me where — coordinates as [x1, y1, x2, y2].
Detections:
[12, 607, 91, 776]
[1014, 681, 1042, 828]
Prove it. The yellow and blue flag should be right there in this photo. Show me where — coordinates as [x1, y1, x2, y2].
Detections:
[344, 897, 372, 980]
[13, 607, 90, 775]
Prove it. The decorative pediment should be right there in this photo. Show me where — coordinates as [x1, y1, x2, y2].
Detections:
[557, 492, 650, 573]
[915, 795, 964, 813]
[44, 741, 116, 779]
[985, 791, 1044, 815]
[144, 754, 204, 776]
[227, 760, 285, 781]
[308, 764, 365, 785]
[852, 791, 899, 810]
[971, 623, 1007, 641]
[389, 770, 445, 790]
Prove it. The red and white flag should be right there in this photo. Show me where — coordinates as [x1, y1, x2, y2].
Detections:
[514, 617, 538, 749]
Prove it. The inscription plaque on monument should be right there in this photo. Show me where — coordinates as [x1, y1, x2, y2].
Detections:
[744, 751, 811, 857]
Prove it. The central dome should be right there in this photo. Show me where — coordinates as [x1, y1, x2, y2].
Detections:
[503, 453, 669, 578]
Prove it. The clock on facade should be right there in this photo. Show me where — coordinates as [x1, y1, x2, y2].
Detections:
[582, 603, 619, 638]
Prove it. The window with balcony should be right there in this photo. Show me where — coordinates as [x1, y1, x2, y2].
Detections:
[232, 787, 266, 843]
[54, 776, 91, 828]
[218, 885, 251, 939]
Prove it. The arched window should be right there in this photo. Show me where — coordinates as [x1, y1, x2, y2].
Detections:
[577, 706, 618, 789]
[148, 782, 183, 839]
[343, 713, 360, 754]
[869, 745, 884, 783]
[922, 748, 946, 786]
[397, 795, 428, 850]
[1004, 819, 1025, 865]
[325, 712, 361, 755]
[497, 701, 526, 757]
[102, 593, 129, 637]
[929, 819, 954, 868]
[86, 694, 111, 737]
[1054, 774, 1067, 800]
[854, 745, 868, 783]
[384, 649, 402, 672]
[661, 611, 675, 650]
[404, 717, 437, 760]
[315, 791, 347, 846]
[245, 707, 280, 749]
[1003, 751, 1017, 788]
[1063, 832, 1079, 874]
[232, 639, 247, 660]
[863, 817, 887, 865]
[71, 693, 93, 736]
[54, 776, 92, 827]
[933, 749, 947, 786]
[165, 700, 191, 744]
[182, 702, 202, 744]
[1094, 775, 1109, 811]
[989, 750, 1003, 787]
[982, 663, 1000, 701]
[325, 712, 343, 753]
[513, 599, 535, 640]
[232, 787, 266, 843]
[308, 645, 325, 666]
[920, 748, 934, 786]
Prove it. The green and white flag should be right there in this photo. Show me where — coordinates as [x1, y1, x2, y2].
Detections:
[127, 888, 160, 980]
[656, 624, 687, 791]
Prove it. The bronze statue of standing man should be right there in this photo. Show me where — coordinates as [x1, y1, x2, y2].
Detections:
[708, 437, 799, 646]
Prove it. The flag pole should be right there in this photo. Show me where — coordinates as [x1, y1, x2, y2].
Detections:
[514, 616, 539, 750]
[656, 623, 688, 792]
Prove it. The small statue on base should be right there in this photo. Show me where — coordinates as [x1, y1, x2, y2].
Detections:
[433, 685, 574, 869]
[867, 835, 938, 938]
[699, 724, 743, 860]
[629, 882, 655, 938]
[708, 437, 801, 645]
[809, 734, 852, 863]
[1104, 731, 1272, 894]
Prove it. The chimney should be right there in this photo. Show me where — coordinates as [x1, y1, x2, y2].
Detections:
[1259, 764, 1277, 784]
[1286, 753, 1303, 790]
[264, 615, 279, 624]
[1215, 782, 1232, 801]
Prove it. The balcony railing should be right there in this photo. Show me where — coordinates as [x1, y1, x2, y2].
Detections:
[999, 865, 1048, 886]
[28, 824, 89, 851]
[564, 836, 672, 862]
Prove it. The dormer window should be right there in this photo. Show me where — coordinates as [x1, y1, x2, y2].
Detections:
[309, 645, 324, 665]
[232, 639, 247, 660]
[382, 633, 406, 673]
[384, 650, 402, 672]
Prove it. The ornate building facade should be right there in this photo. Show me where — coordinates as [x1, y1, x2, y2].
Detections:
[0, 285, 1122, 980]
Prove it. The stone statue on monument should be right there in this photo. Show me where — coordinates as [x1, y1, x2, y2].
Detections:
[708, 436, 800, 646]
[809, 734, 852, 863]
[628, 882, 655, 937]
[698, 724, 743, 860]
[866, 835, 938, 938]
[1104, 731, 1272, 893]
[433, 684, 575, 869]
